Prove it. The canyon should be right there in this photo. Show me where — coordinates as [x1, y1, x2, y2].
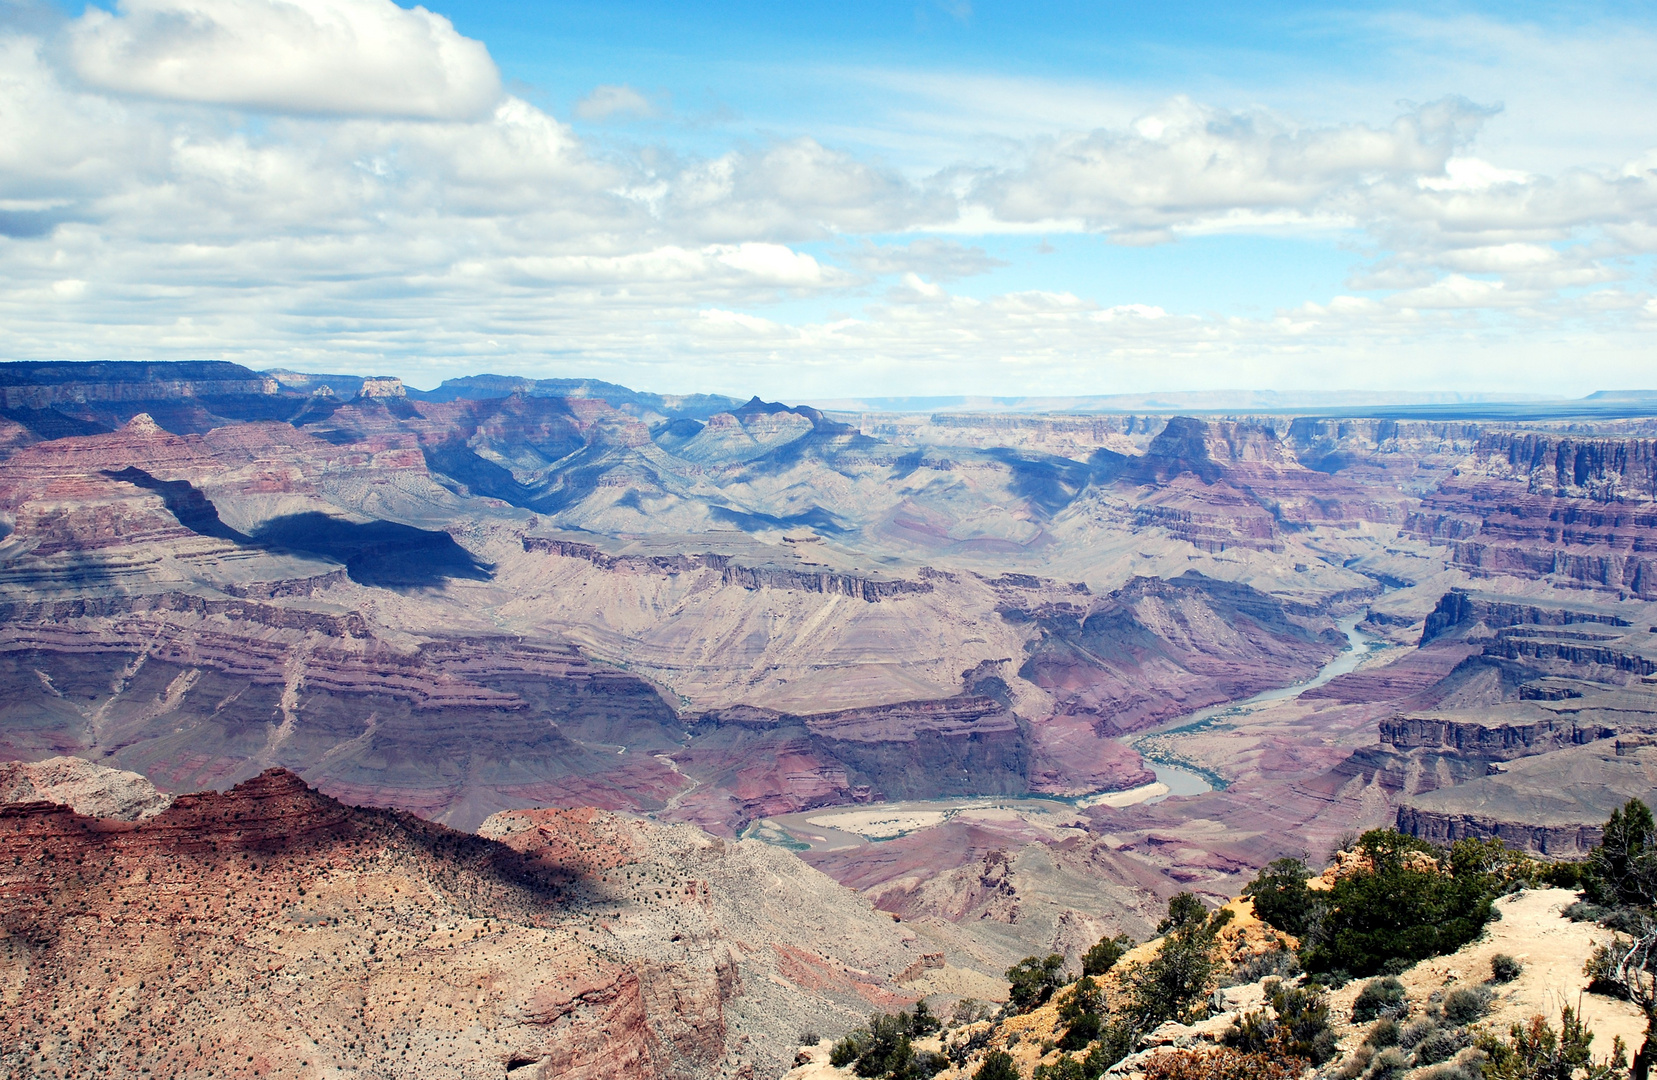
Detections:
[3, 360, 1657, 1077]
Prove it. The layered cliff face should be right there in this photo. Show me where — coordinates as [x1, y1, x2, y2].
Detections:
[0, 769, 943, 1080]
[0, 371, 1570, 838]
[1395, 740, 1657, 856]
[6, 409, 1356, 832]
[848, 411, 1164, 459]
[0, 360, 347, 437]
[1052, 417, 1422, 574]
[1283, 588, 1657, 853]
[1402, 432, 1657, 598]
[1016, 571, 1344, 741]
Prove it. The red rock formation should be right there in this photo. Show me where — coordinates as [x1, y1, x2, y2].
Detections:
[1402, 434, 1657, 598]
[1016, 571, 1345, 737]
[1086, 417, 1416, 553]
[0, 770, 934, 1079]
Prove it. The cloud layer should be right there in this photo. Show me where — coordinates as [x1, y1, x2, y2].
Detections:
[2, 0, 1656, 396]
[67, 0, 500, 119]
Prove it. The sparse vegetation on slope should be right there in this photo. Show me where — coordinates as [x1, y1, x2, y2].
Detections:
[1300, 831, 1499, 978]
[849, 814, 1654, 1080]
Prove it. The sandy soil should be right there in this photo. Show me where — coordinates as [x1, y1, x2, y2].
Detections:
[1326, 887, 1647, 1060]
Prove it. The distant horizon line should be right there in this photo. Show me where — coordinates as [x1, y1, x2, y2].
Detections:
[3, 360, 1655, 419]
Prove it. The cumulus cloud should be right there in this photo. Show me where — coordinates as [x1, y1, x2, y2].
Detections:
[972, 96, 1497, 236]
[0, 36, 166, 200]
[66, 0, 501, 119]
[574, 84, 659, 121]
[3, 7, 1657, 398]
[661, 137, 957, 240]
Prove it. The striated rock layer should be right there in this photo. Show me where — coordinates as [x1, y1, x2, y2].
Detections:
[1403, 432, 1657, 598]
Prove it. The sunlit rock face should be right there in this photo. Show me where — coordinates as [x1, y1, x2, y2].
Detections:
[0, 769, 929, 1079]
[1403, 432, 1657, 598]
[0, 369, 1369, 835]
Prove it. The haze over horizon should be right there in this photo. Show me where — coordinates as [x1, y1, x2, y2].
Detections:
[3, 0, 1655, 399]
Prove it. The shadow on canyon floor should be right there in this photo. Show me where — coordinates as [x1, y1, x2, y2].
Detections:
[106, 467, 492, 588]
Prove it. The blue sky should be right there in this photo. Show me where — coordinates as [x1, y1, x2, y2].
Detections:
[2, 0, 1655, 397]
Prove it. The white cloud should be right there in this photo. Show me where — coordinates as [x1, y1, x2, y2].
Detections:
[495, 243, 847, 295]
[1387, 274, 1517, 309]
[1, 10, 1657, 399]
[574, 84, 659, 121]
[67, 0, 501, 119]
[661, 137, 956, 240]
[0, 36, 166, 201]
[1417, 157, 1529, 191]
[1094, 303, 1168, 322]
[696, 308, 781, 336]
[972, 97, 1496, 234]
[714, 243, 832, 286]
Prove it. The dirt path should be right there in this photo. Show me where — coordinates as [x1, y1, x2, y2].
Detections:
[1326, 887, 1646, 1058]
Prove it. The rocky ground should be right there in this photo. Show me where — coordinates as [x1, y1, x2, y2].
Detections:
[784, 886, 1646, 1080]
[0, 765, 946, 1080]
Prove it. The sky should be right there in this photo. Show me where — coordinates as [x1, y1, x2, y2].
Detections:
[1, 0, 1655, 398]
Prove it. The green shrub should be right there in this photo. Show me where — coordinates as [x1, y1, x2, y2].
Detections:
[1243, 857, 1315, 937]
[972, 1050, 1018, 1080]
[1223, 980, 1336, 1065]
[1333, 1044, 1375, 1079]
[1231, 945, 1299, 983]
[1032, 1053, 1089, 1080]
[1142, 1045, 1308, 1079]
[1123, 895, 1229, 1028]
[1415, 1058, 1483, 1080]
[1446, 836, 1538, 888]
[1006, 954, 1066, 1013]
[1086, 1019, 1138, 1073]
[1442, 985, 1493, 1025]
[1400, 1018, 1438, 1050]
[1365, 1016, 1400, 1048]
[1538, 860, 1584, 889]
[1056, 1011, 1100, 1051]
[1056, 976, 1102, 1051]
[1584, 798, 1657, 909]
[831, 1032, 863, 1067]
[1159, 892, 1210, 935]
[1082, 933, 1135, 976]
[1362, 1047, 1411, 1079]
[1302, 830, 1496, 977]
[829, 1007, 950, 1079]
[1489, 953, 1523, 984]
[1474, 1005, 1629, 1079]
[1352, 977, 1407, 1023]
[1413, 1026, 1469, 1065]
[1584, 941, 1630, 999]
[910, 1000, 942, 1036]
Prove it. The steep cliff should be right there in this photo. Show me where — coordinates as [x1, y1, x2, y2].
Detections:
[1403, 433, 1657, 598]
